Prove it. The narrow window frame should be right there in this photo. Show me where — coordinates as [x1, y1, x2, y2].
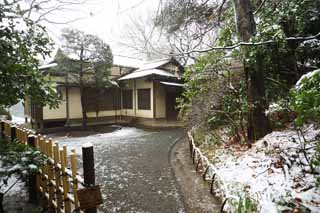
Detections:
[122, 89, 133, 109]
[137, 88, 151, 110]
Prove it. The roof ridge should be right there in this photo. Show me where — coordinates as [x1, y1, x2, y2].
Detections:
[143, 58, 171, 64]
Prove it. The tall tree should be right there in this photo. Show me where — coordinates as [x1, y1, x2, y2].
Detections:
[0, 0, 60, 109]
[60, 28, 113, 127]
[156, 0, 271, 140]
[232, 0, 271, 141]
[156, 0, 320, 141]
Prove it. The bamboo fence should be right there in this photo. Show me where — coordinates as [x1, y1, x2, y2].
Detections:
[0, 120, 98, 213]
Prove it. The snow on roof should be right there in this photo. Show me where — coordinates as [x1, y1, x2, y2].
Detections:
[118, 69, 175, 80]
[82, 142, 93, 148]
[39, 63, 58, 70]
[160, 81, 183, 87]
[113, 55, 143, 68]
[110, 81, 119, 87]
[136, 58, 172, 71]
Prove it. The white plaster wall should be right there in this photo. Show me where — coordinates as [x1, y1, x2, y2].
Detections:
[68, 88, 83, 119]
[155, 83, 166, 118]
[43, 88, 67, 120]
[120, 78, 154, 118]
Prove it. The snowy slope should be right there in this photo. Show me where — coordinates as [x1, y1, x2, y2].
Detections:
[212, 125, 320, 212]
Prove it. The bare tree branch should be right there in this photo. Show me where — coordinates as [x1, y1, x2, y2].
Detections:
[254, 0, 268, 15]
[169, 32, 320, 56]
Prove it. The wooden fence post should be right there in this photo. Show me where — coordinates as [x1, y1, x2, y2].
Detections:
[53, 143, 63, 211]
[28, 135, 38, 204]
[47, 139, 54, 211]
[82, 143, 96, 213]
[0, 121, 4, 139]
[10, 125, 16, 142]
[70, 149, 79, 211]
[60, 146, 71, 213]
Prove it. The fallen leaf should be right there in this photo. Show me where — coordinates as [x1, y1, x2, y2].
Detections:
[268, 168, 274, 175]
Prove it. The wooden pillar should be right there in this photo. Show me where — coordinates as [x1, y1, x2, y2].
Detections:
[0, 121, 4, 139]
[134, 79, 137, 117]
[28, 135, 38, 204]
[10, 125, 16, 142]
[82, 143, 96, 213]
[153, 82, 156, 119]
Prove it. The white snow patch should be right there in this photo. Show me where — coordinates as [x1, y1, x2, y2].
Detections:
[28, 164, 38, 170]
[265, 102, 283, 115]
[295, 69, 320, 89]
[82, 142, 93, 148]
[11, 115, 25, 124]
[207, 125, 320, 211]
[52, 127, 155, 154]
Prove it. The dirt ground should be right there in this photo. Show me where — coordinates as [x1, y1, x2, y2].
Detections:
[171, 138, 220, 213]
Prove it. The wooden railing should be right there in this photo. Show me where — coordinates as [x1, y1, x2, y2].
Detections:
[0, 120, 100, 213]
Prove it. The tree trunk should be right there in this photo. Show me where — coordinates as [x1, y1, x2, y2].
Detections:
[79, 46, 87, 128]
[65, 72, 70, 130]
[233, 0, 271, 142]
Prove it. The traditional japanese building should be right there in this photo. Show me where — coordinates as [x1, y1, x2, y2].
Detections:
[25, 57, 184, 130]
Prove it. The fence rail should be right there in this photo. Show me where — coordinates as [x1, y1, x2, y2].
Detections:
[0, 120, 98, 213]
[187, 130, 237, 212]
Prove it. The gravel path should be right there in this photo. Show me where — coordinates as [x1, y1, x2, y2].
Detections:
[52, 126, 186, 213]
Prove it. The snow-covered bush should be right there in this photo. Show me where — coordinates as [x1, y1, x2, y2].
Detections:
[0, 139, 45, 179]
[0, 107, 11, 120]
[0, 139, 46, 207]
[290, 69, 320, 127]
[266, 100, 297, 129]
[291, 69, 320, 186]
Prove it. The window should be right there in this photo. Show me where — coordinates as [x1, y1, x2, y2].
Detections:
[83, 88, 121, 112]
[138, 89, 151, 110]
[122, 90, 133, 109]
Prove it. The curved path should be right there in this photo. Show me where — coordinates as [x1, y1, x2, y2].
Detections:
[54, 127, 186, 212]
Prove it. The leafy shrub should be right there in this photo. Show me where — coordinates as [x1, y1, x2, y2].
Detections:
[290, 69, 320, 186]
[312, 143, 320, 187]
[0, 140, 46, 191]
[225, 189, 258, 213]
[266, 100, 297, 129]
[290, 69, 320, 126]
[178, 51, 248, 142]
[0, 106, 12, 120]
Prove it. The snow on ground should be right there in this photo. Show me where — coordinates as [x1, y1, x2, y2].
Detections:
[11, 115, 25, 124]
[50, 127, 186, 212]
[211, 125, 320, 212]
[53, 126, 155, 154]
[3, 176, 25, 196]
